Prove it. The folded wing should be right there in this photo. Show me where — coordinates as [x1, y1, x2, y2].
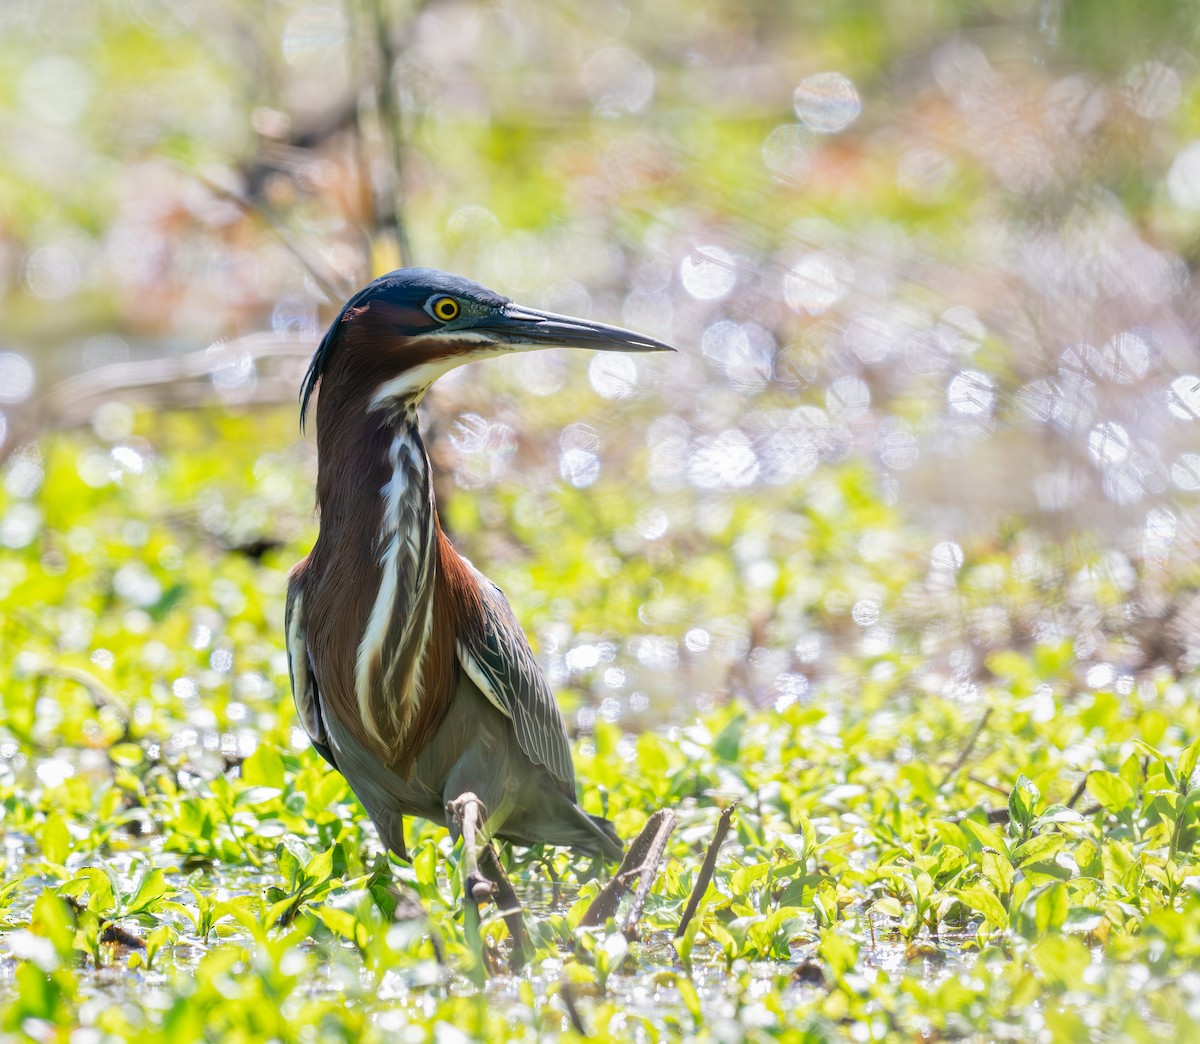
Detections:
[454, 567, 576, 799]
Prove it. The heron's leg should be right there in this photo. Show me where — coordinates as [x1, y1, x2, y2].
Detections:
[446, 792, 497, 903]
[478, 842, 530, 969]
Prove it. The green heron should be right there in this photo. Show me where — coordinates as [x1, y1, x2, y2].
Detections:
[285, 268, 673, 880]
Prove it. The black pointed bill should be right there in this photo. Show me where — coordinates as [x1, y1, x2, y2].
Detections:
[479, 304, 676, 353]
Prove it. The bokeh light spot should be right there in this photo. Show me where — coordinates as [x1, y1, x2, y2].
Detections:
[1167, 140, 1200, 210]
[581, 47, 654, 116]
[679, 246, 736, 300]
[588, 353, 637, 399]
[19, 55, 92, 127]
[762, 124, 814, 179]
[784, 253, 853, 316]
[1088, 422, 1130, 466]
[0, 354, 35, 405]
[947, 370, 995, 416]
[793, 72, 861, 133]
[1171, 453, 1200, 490]
[687, 430, 759, 489]
[22, 247, 81, 300]
[1166, 375, 1200, 420]
[931, 542, 964, 570]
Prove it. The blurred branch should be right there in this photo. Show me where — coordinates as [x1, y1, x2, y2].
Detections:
[357, 0, 417, 268]
[0, 334, 314, 465]
[182, 165, 350, 302]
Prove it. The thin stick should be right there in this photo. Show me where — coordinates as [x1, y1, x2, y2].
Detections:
[1065, 775, 1089, 809]
[181, 165, 347, 301]
[674, 803, 737, 940]
[364, 0, 413, 267]
[0, 333, 314, 466]
[966, 774, 1010, 797]
[580, 809, 675, 929]
[621, 812, 676, 939]
[941, 708, 992, 786]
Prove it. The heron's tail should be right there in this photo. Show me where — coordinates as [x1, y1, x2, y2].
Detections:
[584, 812, 625, 862]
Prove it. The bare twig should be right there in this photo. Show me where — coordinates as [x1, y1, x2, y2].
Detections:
[29, 665, 131, 727]
[621, 815, 675, 939]
[0, 333, 313, 465]
[1065, 775, 1090, 810]
[675, 803, 737, 940]
[941, 708, 993, 786]
[362, 0, 413, 267]
[966, 775, 1010, 797]
[181, 165, 348, 301]
[580, 809, 676, 930]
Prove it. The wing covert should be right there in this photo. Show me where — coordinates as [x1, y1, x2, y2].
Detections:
[285, 582, 338, 770]
[455, 568, 576, 797]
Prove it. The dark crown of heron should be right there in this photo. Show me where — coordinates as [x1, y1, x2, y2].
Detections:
[300, 268, 511, 431]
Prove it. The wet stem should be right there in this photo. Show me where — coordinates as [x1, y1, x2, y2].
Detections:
[1168, 785, 1192, 867]
[222, 805, 264, 870]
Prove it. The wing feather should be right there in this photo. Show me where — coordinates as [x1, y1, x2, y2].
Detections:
[285, 581, 338, 770]
[455, 569, 576, 797]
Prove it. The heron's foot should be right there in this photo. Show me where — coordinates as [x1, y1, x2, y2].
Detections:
[447, 792, 498, 902]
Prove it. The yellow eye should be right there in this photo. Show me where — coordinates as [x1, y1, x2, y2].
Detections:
[430, 295, 460, 322]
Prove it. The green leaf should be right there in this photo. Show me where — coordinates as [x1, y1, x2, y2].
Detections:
[276, 838, 309, 890]
[1178, 740, 1200, 789]
[1119, 752, 1141, 790]
[242, 744, 286, 789]
[109, 743, 145, 768]
[31, 892, 77, 959]
[817, 929, 857, 977]
[60, 868, 115, 913]
[675, 975, 702, 1024]
[594, 931, 628, 987]
[674, 913, 702, 973]
[960, 819, 1009, 855]
[1034, 882, 1068, 933]
[305, 842, 345, 886]
[705, 921, 736, 963]
[873, 896, 904, 918]
[412, 842, 440, 900]
[40, 816, 71, 867]
[1013, 833, 1064, 866]
[314, 905, 362, 944]
[127, 868, 170, 916]
[1031, 936, 1090, 988]
[956, 885, 1008, 929]
[1008, 775, 1040, 830]
[712, 715, 746, 763]
[729, 861, 771, 899]
[1132, 740, 1167, 764]
[982, 850, 1014, 897]
[1087, 771, 1134, 813]
[237, 786, 283, 807]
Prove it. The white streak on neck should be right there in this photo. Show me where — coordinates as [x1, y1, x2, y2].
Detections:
[354, 421, 437, 746]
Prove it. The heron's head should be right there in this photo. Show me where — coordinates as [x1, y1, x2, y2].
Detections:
[300, 267, 674, 430]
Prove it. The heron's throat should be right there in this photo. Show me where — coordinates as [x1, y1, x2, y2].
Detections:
[352, 408, 438, 754]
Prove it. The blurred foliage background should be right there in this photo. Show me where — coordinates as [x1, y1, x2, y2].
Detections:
[5, 0, 1200, 1038]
